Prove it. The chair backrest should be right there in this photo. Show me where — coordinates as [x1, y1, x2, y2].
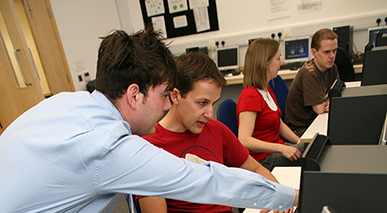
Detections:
[219, 98, 238, 137]
[334, 47, 356, 82]
[125, 194, 141, 213]
[86, 79, 95, 93]
[268, 75, 288, 120]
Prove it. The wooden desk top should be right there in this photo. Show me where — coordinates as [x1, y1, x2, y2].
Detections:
[244, 166, 301, 213]
[300, 113, 329, 143]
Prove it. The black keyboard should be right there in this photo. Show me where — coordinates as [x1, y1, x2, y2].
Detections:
[280, 62, 304, 70]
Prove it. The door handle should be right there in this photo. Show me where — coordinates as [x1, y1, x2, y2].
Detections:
[14, 48, 32, 86]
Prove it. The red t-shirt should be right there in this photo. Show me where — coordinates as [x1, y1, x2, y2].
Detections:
[237, 86, 284, 161]
[138, 119, 249, 213]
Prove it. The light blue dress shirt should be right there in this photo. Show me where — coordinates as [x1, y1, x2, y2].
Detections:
[0, 91, 295, 212]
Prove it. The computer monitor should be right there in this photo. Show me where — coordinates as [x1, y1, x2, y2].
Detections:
[185, 46, 208, 55]
[248, 37, 262, 45]
[367, 26, 387, 48]
[216, 46, 239, 71]
[283, 36, 310, 64]
[327, 85, 387, 145]
[361, 46, 387, 86]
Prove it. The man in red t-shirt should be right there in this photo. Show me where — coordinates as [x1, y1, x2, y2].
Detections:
[136, 51, 293, 213]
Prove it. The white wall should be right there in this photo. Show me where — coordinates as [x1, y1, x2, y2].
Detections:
[51, 0, 387, 91]
[50, 0, 121, 91]
[126, 0, 387, 62]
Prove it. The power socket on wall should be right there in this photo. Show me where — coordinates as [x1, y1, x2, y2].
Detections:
[78, 75, 83, 82]
[84, 72, 91, 82]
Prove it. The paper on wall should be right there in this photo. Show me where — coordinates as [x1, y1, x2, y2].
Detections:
[151, 16, 168, 38]
[193, 7, 210, 32]
[145, 0, 165, 17]
[189, 0, 209, 9]
[173, 15, 188, 28]
[267, 0, 290, 20]
[168, 0, 188, 13]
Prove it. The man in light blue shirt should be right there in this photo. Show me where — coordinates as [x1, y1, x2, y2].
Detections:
[0, 26, 298, 212]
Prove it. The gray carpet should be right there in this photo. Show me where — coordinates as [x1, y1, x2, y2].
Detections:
[113, 194, 130, 213]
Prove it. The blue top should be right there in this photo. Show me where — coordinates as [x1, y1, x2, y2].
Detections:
[0, 91, 295, 212]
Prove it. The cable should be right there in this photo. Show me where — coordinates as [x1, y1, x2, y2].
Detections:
[376, 18, 381, 26]
[278, 32, 282, 42]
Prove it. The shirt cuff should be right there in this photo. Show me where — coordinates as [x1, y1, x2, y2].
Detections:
[271, 183, 296, 211]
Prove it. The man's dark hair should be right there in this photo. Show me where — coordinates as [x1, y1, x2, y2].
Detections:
[95, 25, 176, 101]
[175, 51, 226, 98]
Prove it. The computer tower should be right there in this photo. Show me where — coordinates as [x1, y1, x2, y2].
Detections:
[333, 25, 352, 58]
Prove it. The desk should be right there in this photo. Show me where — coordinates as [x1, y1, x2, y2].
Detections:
[226, 64, 363, 85]
[299, 81, 361, 143]
[353, 64, 362, 73]
[225, 70, 298, 85]
[244, 166, 301, 213]
[300, 113, 328, 143]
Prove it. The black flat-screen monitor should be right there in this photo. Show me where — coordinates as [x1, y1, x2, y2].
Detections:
[185, 46, 208, 55]
[248, 37, 262, 45]
[361, 47, 387, 86]
[368, 26, 387, 47]
[216, 46, 239, 71]
[327, 85, 387, 145]
[283, 36, 310, 64]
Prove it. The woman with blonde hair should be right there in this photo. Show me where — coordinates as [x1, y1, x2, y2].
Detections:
[237, 39, 303, 171]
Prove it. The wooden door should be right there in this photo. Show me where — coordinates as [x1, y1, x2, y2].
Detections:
[21, 0, 75, 95]
[0, 0, 44, 134]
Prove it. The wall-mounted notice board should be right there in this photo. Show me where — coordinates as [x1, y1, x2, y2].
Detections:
[139, 0, 219, 39]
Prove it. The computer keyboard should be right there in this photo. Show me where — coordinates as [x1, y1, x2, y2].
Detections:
[280, 62, 305, 70]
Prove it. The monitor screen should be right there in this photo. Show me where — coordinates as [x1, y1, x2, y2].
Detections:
[284, 36, 310, 63]
[368, 26, 387, 48]
[216, 46, 239, 71]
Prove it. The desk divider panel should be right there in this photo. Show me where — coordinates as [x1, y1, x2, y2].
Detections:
[299, 135, 387, 212]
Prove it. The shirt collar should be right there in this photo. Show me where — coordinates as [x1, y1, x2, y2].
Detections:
[90, 90, 132, 134]
[90, 90, 124, 122]
[311, 59, 329, 74]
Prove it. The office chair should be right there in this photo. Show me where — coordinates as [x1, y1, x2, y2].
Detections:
[219, 98, 238, 137]
[125, 194, 141, 213]
[334, 47, 356, 82]
[268, 75, 288, 120]
[86, 79, 95, 93]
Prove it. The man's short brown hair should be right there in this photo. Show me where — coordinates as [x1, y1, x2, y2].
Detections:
[311, 28, 338, 50]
